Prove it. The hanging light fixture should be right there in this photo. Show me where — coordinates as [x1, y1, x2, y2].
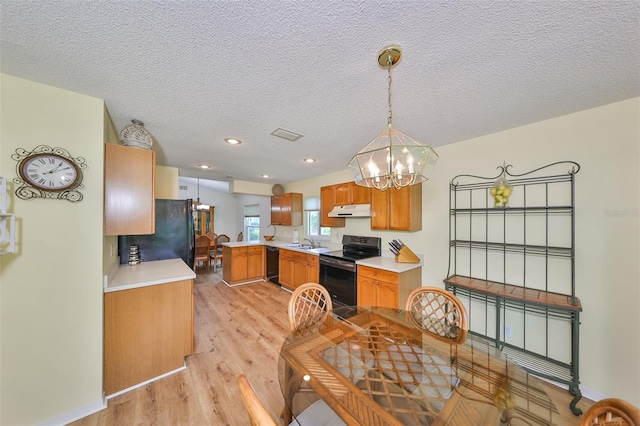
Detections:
[349, 46, 439, 190]
[196, 178, 211, 210]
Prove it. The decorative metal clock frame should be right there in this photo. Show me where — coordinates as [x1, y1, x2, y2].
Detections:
[12, 145, 88, 202]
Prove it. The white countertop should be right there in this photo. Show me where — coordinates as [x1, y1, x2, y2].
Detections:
[223, 240, 338, 255]
[220, 238, 423, 272]
[357, 254, 423, 273]
[104, 258, 196, 293]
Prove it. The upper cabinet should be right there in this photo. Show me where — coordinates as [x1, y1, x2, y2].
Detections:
[271, 192, 302, 226]
[370, 183, 422, 231]
[104, 144, 156, 236]
[320, 185, 345, 228]
[334, 182, 371, 206]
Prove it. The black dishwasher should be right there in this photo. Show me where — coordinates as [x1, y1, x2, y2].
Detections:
[266, 246, 280, 285]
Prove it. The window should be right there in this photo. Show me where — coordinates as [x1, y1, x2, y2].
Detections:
[304, 197, 330, 239]
[244, 204, 260, 242]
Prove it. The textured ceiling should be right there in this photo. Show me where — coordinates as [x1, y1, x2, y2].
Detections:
[2, 1, 639, 187]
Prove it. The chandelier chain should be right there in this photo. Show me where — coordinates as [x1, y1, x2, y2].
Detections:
[387, 55, 393, 126]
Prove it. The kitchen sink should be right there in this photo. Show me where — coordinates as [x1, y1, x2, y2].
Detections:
[286, 244, 315, 250]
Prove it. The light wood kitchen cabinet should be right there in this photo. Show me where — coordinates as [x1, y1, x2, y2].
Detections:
[271, 193, 303, 226]
[370, 183, 422, 231]
[222, 245, 265, 285]
[279, 248, 294, 289]
[320, 185, 345, 228]
[334, 181, 371, 206]
[357, 265, 422, 308]
[104, 279, 193, 395]
[279, 248, 319, 291]
[104, 143, 156, 236]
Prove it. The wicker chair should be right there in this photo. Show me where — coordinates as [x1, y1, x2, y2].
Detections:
[237, 374, 278, 426]
[238, 374, 345, 426]
[288, 282, 333, 335]
[405, 286, 468, 343]
[579, 398, 640, 426]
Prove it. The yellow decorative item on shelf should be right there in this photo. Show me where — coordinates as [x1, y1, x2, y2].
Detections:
[490, 162, 512, 208]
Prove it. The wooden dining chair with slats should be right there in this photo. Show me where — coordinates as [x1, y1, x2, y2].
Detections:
[405, 286, 469, 343]
[194, 234, 211, 272]
[211, 234, 230, 270]
[579, 398, 640, 426]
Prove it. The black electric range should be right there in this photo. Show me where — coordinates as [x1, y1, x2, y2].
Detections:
[319, 235, 381, 306]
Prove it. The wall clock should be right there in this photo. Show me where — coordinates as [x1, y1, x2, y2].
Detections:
[12, 145, 87, 202]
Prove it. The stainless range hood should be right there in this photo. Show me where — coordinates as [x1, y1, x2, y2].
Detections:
[328, 204, 371, 217]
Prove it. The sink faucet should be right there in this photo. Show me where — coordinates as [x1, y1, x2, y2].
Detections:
[303, 237, 318, 248]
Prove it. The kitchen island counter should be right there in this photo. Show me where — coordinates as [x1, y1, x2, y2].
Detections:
[104, 258, 195, 293]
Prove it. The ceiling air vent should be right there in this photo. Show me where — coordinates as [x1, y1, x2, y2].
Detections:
[271, 127, 303, 142]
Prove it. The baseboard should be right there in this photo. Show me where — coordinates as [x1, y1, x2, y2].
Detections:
[536, 376, 609, 402]
[38, 398, 106, 426]
[106, 364, 187, 399]
[222, 278, 265, 287]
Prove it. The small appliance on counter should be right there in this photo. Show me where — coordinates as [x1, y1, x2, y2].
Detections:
[128, 245, 140, 265]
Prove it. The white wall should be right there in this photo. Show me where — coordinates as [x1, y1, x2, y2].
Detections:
[287, 98, 640, 405]
[0, 74, 106, 424]
[178, 181, 238, 236]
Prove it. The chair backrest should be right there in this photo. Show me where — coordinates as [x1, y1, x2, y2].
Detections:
[205, 232, 217, 243]
[216, 234, 230, 245]
[405, 286, 468, 343]
[195, 235, 210, 257]
[288, 282, 333, 335]
[237, 231, 243, 242]
[236, 374, 278, 426]
[579, 398, 640, 426]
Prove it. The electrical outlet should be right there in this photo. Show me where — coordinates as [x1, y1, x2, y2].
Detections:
[110, 244, 114, 257]
[504, 324, 513, 338]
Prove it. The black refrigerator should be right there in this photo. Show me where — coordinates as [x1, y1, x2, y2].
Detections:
[118, 199, 196, 269]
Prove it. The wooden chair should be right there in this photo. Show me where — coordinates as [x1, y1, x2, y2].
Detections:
[405, 286, 469, 343]
[237, 231, 243, 242]
[579, 398, 640, 426]
[211, 234, 230, 270]
[288, 282, 333, 335]
[237, 374, 345, 426]
[194, 235, 211, 271]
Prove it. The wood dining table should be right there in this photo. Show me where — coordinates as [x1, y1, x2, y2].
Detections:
[279, 306, 563, 425]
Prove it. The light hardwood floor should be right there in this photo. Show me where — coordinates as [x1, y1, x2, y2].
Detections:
[71, 269, 592, 425]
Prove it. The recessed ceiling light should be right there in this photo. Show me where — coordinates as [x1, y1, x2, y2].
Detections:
[198, 164, 211, 169]
[304, 158, 316, 163]
[225, 138, 242, 145]
[261, 174, 271, 178]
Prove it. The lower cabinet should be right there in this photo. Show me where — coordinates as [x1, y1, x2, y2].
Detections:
[279, 249, 319, 291]
[357, 265, 422, 309]
[104, 279, 194, 395]
[222, 245, 265, 285]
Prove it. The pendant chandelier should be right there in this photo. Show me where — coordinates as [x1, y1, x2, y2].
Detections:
[196, 178, 211, 210]
[349, 46, 439, 191]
